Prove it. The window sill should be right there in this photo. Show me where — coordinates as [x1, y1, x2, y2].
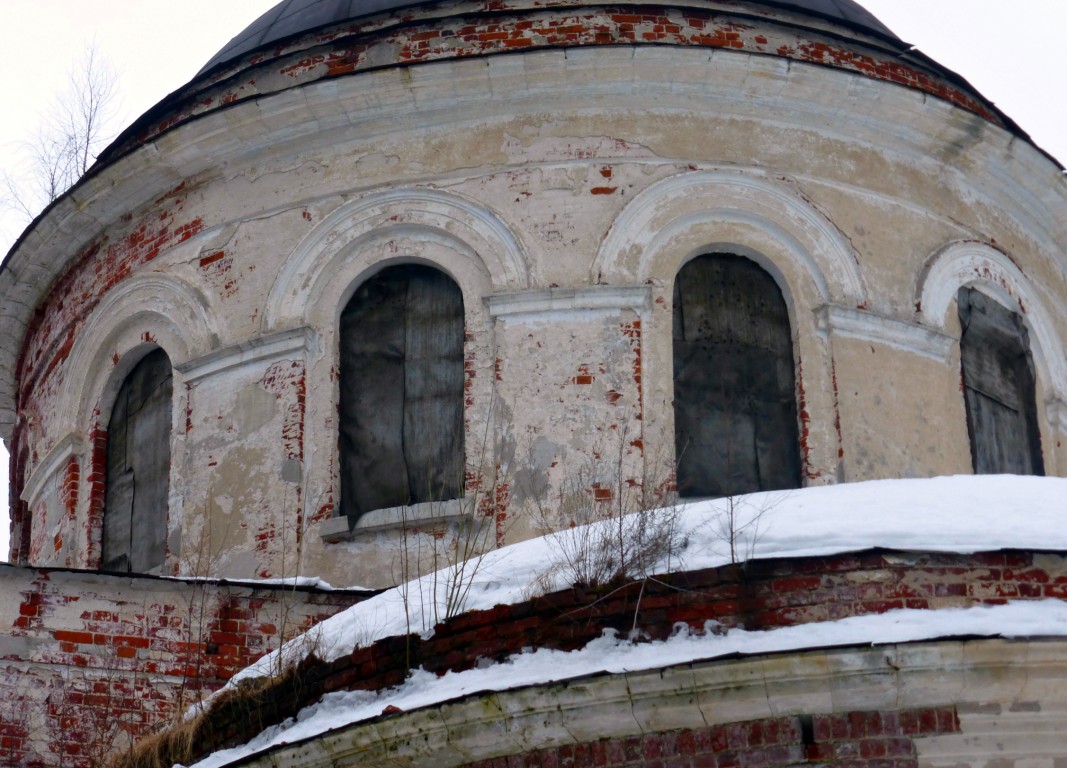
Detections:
[319, 498, 468, 542]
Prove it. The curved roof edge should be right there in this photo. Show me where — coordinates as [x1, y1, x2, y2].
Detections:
[199, 0, 901, 76]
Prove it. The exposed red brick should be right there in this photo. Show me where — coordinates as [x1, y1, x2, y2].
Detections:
[0, 568, 367, 767]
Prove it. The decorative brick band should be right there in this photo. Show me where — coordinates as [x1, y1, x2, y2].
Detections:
[460, 707, 962, 768]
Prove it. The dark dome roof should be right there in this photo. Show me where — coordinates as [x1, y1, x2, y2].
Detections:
[201, 0, 899, 75]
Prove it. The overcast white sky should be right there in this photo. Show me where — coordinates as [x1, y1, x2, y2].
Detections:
[0, 1, 1063, 560]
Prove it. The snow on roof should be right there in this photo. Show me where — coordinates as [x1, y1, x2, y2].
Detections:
[185, 474, 1067, 767]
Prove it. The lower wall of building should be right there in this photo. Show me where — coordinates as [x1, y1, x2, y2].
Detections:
[0, 564, 370, 767]
[163, 548, 1067, 766]
[8, 549, 1067, 766]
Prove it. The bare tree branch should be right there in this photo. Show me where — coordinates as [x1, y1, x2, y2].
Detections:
[1, 45, 119, 226]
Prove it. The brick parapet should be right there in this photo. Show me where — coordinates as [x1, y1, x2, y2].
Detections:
[0, 564, 370, 767]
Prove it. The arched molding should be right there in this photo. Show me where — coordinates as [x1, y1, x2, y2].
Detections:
[270, 190, 515, 546]
[58, 274, 218, 435]
[264, 188, 528, 331]
[29, 276, 209, 572]
[300, 225, 497, 331]
[593, 169, 868, 308]
[592, 170, 854, 486]
[917, 241, 1067, 404]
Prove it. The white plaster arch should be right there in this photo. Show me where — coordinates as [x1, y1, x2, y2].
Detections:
[268, 190, 518, 554]
[311, 224, 495, 329]
[265, 188, 528, 331]
[593, 169, 868, 307]
[59, 274, 219, 434]
[592, 169, 860, 486]
[917, 240, 1067, 403]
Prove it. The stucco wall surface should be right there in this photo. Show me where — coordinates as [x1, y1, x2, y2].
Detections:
[5, 37, 1066, 585]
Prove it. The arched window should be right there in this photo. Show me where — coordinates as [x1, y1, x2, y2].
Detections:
[339, 264, 465, 522]
[673, 254, 800, 497]
[958, 287, 1044, 475]
[103, 348, 173, 572]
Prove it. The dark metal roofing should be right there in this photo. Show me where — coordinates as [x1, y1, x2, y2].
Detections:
[786, 0, 894, 36]
[200, 0, 899, 75]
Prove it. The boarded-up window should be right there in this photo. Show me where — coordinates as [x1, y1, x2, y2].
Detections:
[339, 264, 465, 522]
[103, 348, 172, 572]
[673, 254, 801, 498]
[958, 287, 1044, 475]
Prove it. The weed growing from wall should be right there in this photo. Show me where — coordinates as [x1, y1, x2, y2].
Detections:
[706, 491, 781, 564]
[392, 463, 509, 638]
[391, 395, 513, 640]
[528, 427, 686, 590]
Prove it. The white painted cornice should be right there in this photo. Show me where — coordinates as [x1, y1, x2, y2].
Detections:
[176, 326, 316, 384]
[487, 285, 651, 320]
[816, 304, 955, 364]
[21, 433, 85, 508]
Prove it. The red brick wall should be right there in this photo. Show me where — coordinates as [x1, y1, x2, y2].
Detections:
[3, 543, 1056, 765]
[307, 549, 1064, 699]
[0, 564, 369, 767]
